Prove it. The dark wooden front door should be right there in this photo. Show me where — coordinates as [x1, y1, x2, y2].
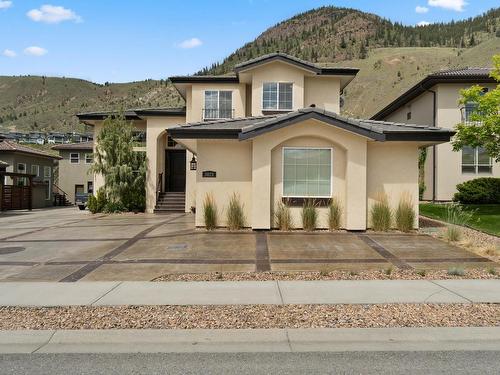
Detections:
[166, 150, 186, 192]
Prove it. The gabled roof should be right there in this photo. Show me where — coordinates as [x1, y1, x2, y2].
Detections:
[76, 107, 186, 121]
[52, 141, 93, 151]
[371, 67, 495, 120]
[234, 52, 359, 76]
[169, 107, 455, 142]
[0, 140, 61, 159]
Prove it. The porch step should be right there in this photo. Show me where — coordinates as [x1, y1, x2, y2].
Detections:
[155, 191, 185, 213]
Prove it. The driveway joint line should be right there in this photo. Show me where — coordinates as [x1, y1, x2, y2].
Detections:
[285, 328, 293, 352]
[358, 234, 413, 270]
[89, 281, 124, 306]
[429, 280, 473, 303]
[255, 232, 271, 272]
[30, 329, 57, 354]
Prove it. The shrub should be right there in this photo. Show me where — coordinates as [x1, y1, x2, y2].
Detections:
[447, 266, 465, 276]
[445, 203, 475, 242]
[301, 200, 318, 231]
[395, 193, 415, 232]
[416, 269, 426, 277]
[203, 193, 218, 230]
[87, 194, 98, 214]
[226, 193, 245, 230]
[274, 200, 293, 231]
[87, 188, 107, 214]
[103, 201, 126, 213]
[328, 197, 342, 230]
[453, 178, 500, 204]
[370, 192, 392, 231]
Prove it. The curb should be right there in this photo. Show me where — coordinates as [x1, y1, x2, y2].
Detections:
[0, 327, 499, 354]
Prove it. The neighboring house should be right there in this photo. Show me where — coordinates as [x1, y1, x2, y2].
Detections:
[0, 138, 61, 209]
[371, 67, 499, 201]
[78, 53, 454, 230]
[52, 141, 94, 204]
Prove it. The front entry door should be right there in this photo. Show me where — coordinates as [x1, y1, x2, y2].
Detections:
[166, 150, 186, 192]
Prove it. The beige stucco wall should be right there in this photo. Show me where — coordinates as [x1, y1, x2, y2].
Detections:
[186, 83, 246, 123]
[367, 142, 420, 228]
[304, 77, 341, 113]
[250, 62, 306, 116]
[194, 139, 253, 227]
[56, 149, 93, 204]
[270, 136, 347, 229]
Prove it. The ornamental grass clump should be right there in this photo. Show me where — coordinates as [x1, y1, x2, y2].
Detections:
[226, 193, 245, 230]
[203, 193, 218, 230]
[328, 197, 342, 230]
[395, 193, 415, 232]
[370, 192, 392, 231]
[301, 199, 318, 231]
[274, 200, 293, 231]
[445, 203, 474, 242]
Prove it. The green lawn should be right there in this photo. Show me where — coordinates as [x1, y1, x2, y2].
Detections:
[419, 203, 500, 236]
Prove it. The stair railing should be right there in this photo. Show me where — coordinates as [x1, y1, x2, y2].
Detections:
[52, 183, 69, 206]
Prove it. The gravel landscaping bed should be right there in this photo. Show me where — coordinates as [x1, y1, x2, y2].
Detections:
[0, 304, 497, 330]
[152, 269, 499, 282]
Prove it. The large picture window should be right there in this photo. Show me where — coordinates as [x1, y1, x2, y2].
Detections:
[204, 90, 233, 119]
[263, 82, 292, 110]
[283, 148, 332, 198]
[462, 146, 492, 174]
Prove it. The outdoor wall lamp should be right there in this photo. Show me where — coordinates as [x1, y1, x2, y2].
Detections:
[190, 156, 197, 171]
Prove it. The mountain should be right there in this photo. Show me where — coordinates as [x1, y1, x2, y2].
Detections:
[198, 6, 500, 75]
[1, 6, 499, 133]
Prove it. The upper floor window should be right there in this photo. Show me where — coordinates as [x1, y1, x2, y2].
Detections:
[31, 165, 40, 177]
[263, 82, 293, 111]
[462, 88, 488, 123]
[85, 153, 93, 164]
[462, 146, 492, 174]
[204, 90, 233, 120]
[70, 153, 80, 164]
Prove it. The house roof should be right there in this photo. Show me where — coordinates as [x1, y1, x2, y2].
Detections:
[169, 76, 239, 84]
[76, 107, 186, 121]
[51, 141, 93, 151]
[233, 52, 359, 76]
[0, 140, 61, 159]
[169, 107, 455, 142]
[371, 67, 495, 120]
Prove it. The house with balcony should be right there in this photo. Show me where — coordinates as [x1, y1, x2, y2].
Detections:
[78, 53, 454, 230]
[371, 67, 499, 201]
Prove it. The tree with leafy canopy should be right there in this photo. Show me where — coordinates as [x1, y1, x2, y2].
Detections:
[452, 55, 500, 162]
[91, 113, 146, 212]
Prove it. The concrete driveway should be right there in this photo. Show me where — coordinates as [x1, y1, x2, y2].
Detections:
[0, 207, 495, 282]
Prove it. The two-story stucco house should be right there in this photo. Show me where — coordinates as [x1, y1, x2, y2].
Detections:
[52, 141, 94, 204]
[371, 67, 499, 201]
[78, 53, 454, 230]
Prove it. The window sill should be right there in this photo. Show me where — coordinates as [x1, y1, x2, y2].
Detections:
[282, 197, 331, 207]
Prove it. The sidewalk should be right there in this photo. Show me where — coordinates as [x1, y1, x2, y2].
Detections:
[1, 327, 499, 353]
[0, 279, 499, 306]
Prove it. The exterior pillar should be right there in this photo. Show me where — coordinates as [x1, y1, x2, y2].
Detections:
[251, 139, 272, 229]
[345, 142, 367, 230]
[146, 126, 165, 213]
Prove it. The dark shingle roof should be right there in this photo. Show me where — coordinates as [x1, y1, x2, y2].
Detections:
[51, 141, 93, 151]
[0, 140, 61, 159]
[77, 107, 186, 121]
[169, 107, 454, 142]
[372, 67, 495, 120]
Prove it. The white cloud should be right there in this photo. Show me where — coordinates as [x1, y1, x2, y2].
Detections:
[428, 0, 467, 12]
[417, 21, 431, 26]
[24, 46, 48, 56]
[2, 49, 16, 57]
[0, 1, 12, 10]
[178, 37, 203, 49]
[27, 4, 82, 24]
[415, 6, 429, 13]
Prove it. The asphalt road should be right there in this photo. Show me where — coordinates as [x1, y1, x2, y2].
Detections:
[1, 351, 499, 374]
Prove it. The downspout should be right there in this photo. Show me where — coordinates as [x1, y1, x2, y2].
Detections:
[422, 85, 437, 201]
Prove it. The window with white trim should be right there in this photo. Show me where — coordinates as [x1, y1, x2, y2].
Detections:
[85, 153, 93, 164]
[462, 146, 492, 174]
[31, 165, 39, 177]
[70, 153, 80, 164]
[16, 163, 27, 186]
[283, 148, 332, 198]
[203, 90, 233, 119]
[263, 82, 293, 110]
[17, 163, 26, 173]
[44, 166, 51, 178]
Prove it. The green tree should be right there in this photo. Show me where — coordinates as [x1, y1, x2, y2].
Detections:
[91, 113, 147, 212]
[452, 55, 500, 162]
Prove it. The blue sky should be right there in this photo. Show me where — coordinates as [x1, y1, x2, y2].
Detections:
[0, 0, 497, 83]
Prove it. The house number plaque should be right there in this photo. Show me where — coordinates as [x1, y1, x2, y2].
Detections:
[202, 170, 216, 178]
